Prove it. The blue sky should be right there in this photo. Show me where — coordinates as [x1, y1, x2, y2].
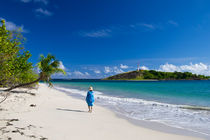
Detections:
[1, 0, 210, 78]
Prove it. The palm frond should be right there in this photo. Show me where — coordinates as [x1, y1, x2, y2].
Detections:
[55, 68, 66, 75]
[37, 54, 66, 86]
[50, 60, 60, 68]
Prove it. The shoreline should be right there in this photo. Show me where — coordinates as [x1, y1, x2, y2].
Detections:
[0, 83, 206, 140]
[55, 86, 209, 140]
[117, 113, 209, 139]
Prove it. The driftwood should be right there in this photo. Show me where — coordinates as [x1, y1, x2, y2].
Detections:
[0, 92, 9, 104]
[0, 89, 36, 105]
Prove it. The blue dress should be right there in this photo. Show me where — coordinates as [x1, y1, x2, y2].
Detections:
[86, 91, 94, 106]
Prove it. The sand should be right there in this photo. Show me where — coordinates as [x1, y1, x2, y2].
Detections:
[0, 84, 204, 140]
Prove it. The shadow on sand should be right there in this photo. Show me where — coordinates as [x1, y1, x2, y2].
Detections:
[56, 108, 86, 113]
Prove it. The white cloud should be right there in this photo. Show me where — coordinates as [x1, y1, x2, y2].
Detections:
[130, 23, 156, 30]
[73, 71, 84, 76]
[19, 0, 49, 5]
[85, 72, 90, 76]
[34, 0, 49, 5]
[104, 66, 124, 74]
[58, 61, 65, 70]
[94, 70, 101, 74]
[130, 21, 179, 31]
[180, 63, 209, 74]
[104, 66, 111, 73]
[20, 0, 32, 3]
[80, 20, 179, 38]
[158, 63, 210, 76]
[0, 18, 27, 33]
[35, 8, 53, 16]
[113, 66, 124, 74]
[6, 21, 26, 32]
[159, 63, 180, 72]
[81, 29, 112, 38]
[140, 66, 149, 70]
[120, 64, 129, 69]
[140, 23, 155, 29]
[168, 20, 179, 27]
[67, 71, 91, 78]
[66, 72, 72, 76]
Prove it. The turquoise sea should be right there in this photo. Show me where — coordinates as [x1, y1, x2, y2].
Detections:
[52, 80, 210, 136]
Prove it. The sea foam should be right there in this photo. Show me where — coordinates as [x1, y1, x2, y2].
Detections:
[55, 86, 210, 136]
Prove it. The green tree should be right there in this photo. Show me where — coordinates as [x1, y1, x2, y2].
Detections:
[0, 19, 36, 87]
[4, 54, 66, 91]
[0, 19, 66, 104]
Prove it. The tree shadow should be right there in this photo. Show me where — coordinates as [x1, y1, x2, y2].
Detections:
[56, 108, 86, 113]
[0, 90, 36, 96]
[10, 91, 36, 96]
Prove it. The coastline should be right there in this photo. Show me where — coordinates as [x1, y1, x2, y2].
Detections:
[0, 84, 205, 140]
[116, 113, 209, 139]
[55, 85, 209, 140]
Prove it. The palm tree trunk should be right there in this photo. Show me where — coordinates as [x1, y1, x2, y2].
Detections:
[4, 77, 41, 92]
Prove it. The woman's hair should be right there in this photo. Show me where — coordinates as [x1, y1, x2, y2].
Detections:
[89, 86, 93, 91]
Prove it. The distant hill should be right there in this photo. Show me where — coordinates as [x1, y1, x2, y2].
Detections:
[104, 70, 210, 80]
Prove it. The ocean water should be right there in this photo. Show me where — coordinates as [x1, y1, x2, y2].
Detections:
[52, 79, 210, 136]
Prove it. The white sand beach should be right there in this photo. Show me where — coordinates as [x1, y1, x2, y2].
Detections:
[0, 84, 205, 140]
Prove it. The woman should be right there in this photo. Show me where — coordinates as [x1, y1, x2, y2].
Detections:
[86, 86, 95, 113]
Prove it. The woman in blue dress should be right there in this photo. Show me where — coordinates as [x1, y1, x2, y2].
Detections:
[86, 86, 94, 113]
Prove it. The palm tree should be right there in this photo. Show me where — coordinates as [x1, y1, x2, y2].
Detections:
[4, 54, 66, 91]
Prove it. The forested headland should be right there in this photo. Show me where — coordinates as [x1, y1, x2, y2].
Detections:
[104, 70, 210, 80]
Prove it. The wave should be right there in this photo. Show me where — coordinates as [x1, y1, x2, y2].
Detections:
[55, 86, 210, 111]
[55, 86, 177, 106]
[54, 85, 210, 137]
[180, 105, 210, 111]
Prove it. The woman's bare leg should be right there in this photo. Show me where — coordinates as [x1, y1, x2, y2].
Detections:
[90, 106, 93, 113]
[88, 106, 91, 112]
